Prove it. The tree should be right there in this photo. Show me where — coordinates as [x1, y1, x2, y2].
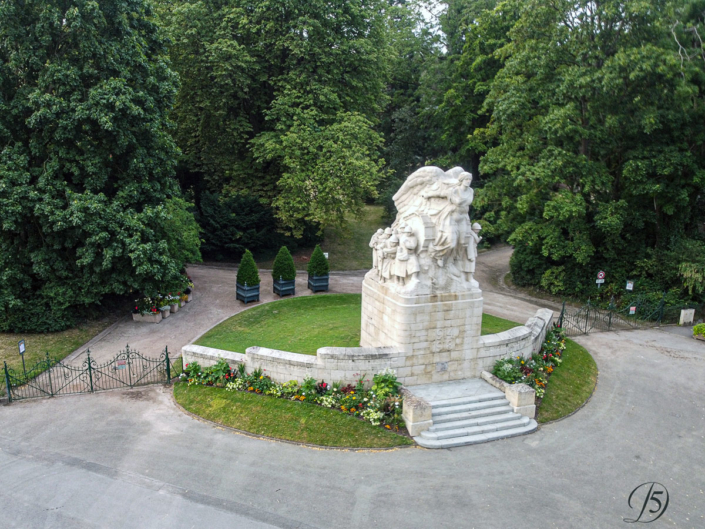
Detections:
[163, 0, 390, 234]
[272, 246, 296, 282]
[0, 0, 194, 331]
[308, 245, 330, 277]
[476, 0, 705, 299]
[236, 249, 260, 286]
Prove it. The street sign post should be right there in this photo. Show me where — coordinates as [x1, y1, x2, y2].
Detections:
[596, 271, 605, 288]
[18, 339, 26, 378]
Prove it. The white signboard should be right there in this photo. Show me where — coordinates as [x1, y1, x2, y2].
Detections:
[680, 309, 695, 326]
[596, 279, 605, 284]
[626, 280, 634, 291]
[18, 340, 25, 355]
[629, 306, 636, 315]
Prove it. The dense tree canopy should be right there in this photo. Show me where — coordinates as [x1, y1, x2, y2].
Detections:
[475, 0, 705, 299]
[0, 0, 199, 331]
[163, 0, 390, 234]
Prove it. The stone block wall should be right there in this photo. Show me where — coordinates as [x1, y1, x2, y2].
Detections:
[360, 278, 483, 384]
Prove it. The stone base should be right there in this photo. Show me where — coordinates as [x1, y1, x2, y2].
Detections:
[360, 277, 483, 384]
[132, 312, 162, 324]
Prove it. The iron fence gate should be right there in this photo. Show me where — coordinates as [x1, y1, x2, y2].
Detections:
[3, 345, 174, 402]
[558, 296, 701, 337]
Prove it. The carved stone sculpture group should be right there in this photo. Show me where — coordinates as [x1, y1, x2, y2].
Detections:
[365, 166, 482, 296]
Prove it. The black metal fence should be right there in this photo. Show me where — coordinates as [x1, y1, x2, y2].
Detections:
[3, 345, 175, 403]
[558, 296, 701, 337]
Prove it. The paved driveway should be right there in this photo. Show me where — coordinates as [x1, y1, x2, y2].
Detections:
[1, 327, 703, 528]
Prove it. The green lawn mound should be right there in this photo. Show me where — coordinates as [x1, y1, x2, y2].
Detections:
[194, 293, 596, 427]
[195, 293, 521, 354]
[174, 383, 414, 448]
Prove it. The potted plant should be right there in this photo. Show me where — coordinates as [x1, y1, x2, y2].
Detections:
[694, 323, 705, 341]
[184, 277, 194, 302]
[236, 249, 261, 303]
[272, 246, 296, 297]
[168, 292, 180, 313]
[307, 244, 329, 292]
[157, 295, 171, 319]
[131, 297, 162, 323]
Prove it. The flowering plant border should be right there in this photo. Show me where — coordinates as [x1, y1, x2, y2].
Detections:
[179, 361, 405, 431]
[491, 323, 567, 399]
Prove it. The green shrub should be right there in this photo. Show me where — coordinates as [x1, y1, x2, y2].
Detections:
[272, 246, 297, 281]
[308, 245, 330, 277]
[694, 323, 705, 337]
[236, 249, 260, 286]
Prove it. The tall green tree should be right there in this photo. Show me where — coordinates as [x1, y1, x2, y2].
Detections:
[0, 0, 195, 331]
[476, 0, 705, 298]
[163, 0, 390, 234]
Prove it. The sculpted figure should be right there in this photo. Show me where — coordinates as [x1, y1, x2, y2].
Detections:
[396, 225, 420, 289]
[369, 228, 383, 270]
[365, 165, 480, 295]
[382, 234, 399, 283]
[466, 222, 482, 288]
[376, 228, 392, 280]
[421, 172, 473, 266]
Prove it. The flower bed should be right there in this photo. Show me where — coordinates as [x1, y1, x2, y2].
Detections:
[180, 360, 405, 431]
[491, 324, 566, 399]
[694, 323, 705, 341]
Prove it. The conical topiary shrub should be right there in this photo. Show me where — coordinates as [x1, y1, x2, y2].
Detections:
[237, 249, 260, 285]
[308, 245, 329, 276]
[307, 245, 329, 292]
[272, 246, 296, 281]
[236, 249, 260, 303]
[272, 246, 296, 297]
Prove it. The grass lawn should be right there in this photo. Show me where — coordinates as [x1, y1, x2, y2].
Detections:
[0, 318, 116, 391]
[174, 383, 413, 448]
[537, 339, 598, 423]
[195, 294, 522, 354]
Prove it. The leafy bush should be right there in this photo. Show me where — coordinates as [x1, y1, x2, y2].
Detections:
[694, 323, 705, 337]
[237, 249, 261, 286]
[272, 246, 297, 281]
[308, 245, 330, 277]
[182, 359, 233, 386]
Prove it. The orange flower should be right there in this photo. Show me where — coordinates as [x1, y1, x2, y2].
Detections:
[385, 425, 391, 429]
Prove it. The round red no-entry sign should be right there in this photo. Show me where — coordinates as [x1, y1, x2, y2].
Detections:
[597, 271, 605, 279]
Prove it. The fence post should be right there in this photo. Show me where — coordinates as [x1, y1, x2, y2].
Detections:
[165, 346, 171, 384]
[585, 300, 591, 334]
[559, 301, 565, 328]
[4, 362, 11, 403]
[86, 350, 94, 393]
[46, 353, 54, 397]
[608, 296, 615, 331]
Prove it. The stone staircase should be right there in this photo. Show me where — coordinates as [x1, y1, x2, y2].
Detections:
[409, 380, 538, 449]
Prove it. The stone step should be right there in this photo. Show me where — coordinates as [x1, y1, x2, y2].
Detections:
[431, 398, 510, 417]
[420, 416, 531, 441]
[414, 420, 538, 449]
[430, 404, 513, 424]
[428, 411, 521, 432]
[427, 392, 506, 409]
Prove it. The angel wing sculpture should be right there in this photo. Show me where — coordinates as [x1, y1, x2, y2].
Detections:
[367, 166, 480, 295]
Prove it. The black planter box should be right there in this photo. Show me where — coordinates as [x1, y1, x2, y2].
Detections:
[308, 274, 329, 292]
[273, 278, 296, 297]
[236, 282, 260, 304]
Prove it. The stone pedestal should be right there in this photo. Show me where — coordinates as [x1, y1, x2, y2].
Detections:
[360, 277, 483, 385]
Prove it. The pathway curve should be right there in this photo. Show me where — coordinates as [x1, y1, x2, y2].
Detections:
[1, 327, 703, 527]
[67, 248, 548, 365]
